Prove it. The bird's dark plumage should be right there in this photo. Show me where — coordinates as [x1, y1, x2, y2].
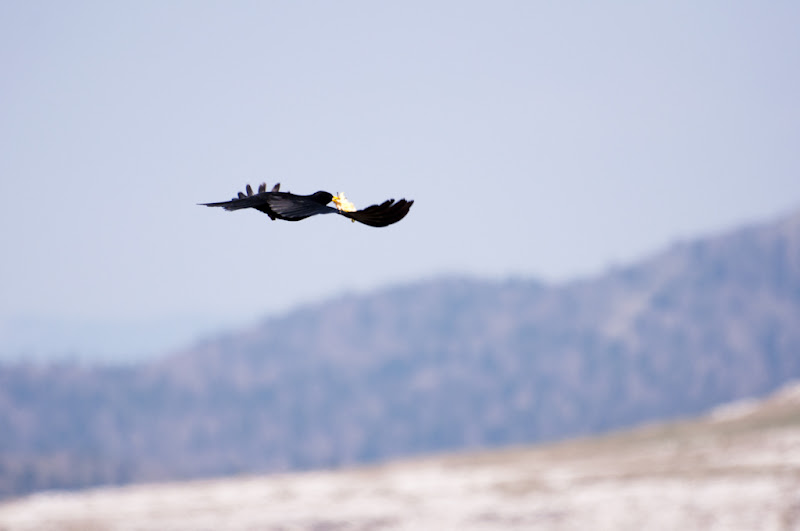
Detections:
[200, 183, 413, 228]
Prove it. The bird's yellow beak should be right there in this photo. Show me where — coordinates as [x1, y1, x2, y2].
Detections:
[332, 192, 357, 212]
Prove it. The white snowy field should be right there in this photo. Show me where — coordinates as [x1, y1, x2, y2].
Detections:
[1, 384, 800, 531]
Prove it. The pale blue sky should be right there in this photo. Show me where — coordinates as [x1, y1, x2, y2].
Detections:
[1, 2, 799, 359]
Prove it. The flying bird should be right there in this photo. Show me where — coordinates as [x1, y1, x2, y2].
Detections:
[200, 183, 413, 227]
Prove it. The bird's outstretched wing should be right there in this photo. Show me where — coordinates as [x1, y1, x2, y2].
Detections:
[200, 183, 283, 219]
[339, 199, 414, 227]
[201, 183, 413, 227]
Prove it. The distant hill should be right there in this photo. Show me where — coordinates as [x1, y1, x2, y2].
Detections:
[2, 381, 799, 530]
[1, 208, 799, 499]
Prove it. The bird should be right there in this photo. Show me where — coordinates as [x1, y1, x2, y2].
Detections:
[200, 183, 413, 228]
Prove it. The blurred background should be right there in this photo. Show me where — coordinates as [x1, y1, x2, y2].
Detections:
[1, 2, 800, 526]
[2, 1, 798, 362]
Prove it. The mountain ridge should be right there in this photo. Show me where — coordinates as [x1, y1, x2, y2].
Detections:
[0, 206, 798, 499]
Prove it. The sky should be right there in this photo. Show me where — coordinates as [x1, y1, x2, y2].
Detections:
[1, 2, 799, 361]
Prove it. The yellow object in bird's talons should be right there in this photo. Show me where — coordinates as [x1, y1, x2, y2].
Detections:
[332, 192, 356, 213]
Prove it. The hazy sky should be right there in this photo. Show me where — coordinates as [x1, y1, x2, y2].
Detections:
[2, 2, 799, 357]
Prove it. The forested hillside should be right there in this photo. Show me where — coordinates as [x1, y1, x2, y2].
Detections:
[1, 208, 798, 499]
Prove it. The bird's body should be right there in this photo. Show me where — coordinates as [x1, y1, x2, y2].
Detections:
[200, 183, 413, 227]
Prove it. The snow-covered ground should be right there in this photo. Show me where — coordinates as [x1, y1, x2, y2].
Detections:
[2, 383, 800, 531]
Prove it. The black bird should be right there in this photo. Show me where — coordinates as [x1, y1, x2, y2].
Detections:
[200, 183, 413, 228]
